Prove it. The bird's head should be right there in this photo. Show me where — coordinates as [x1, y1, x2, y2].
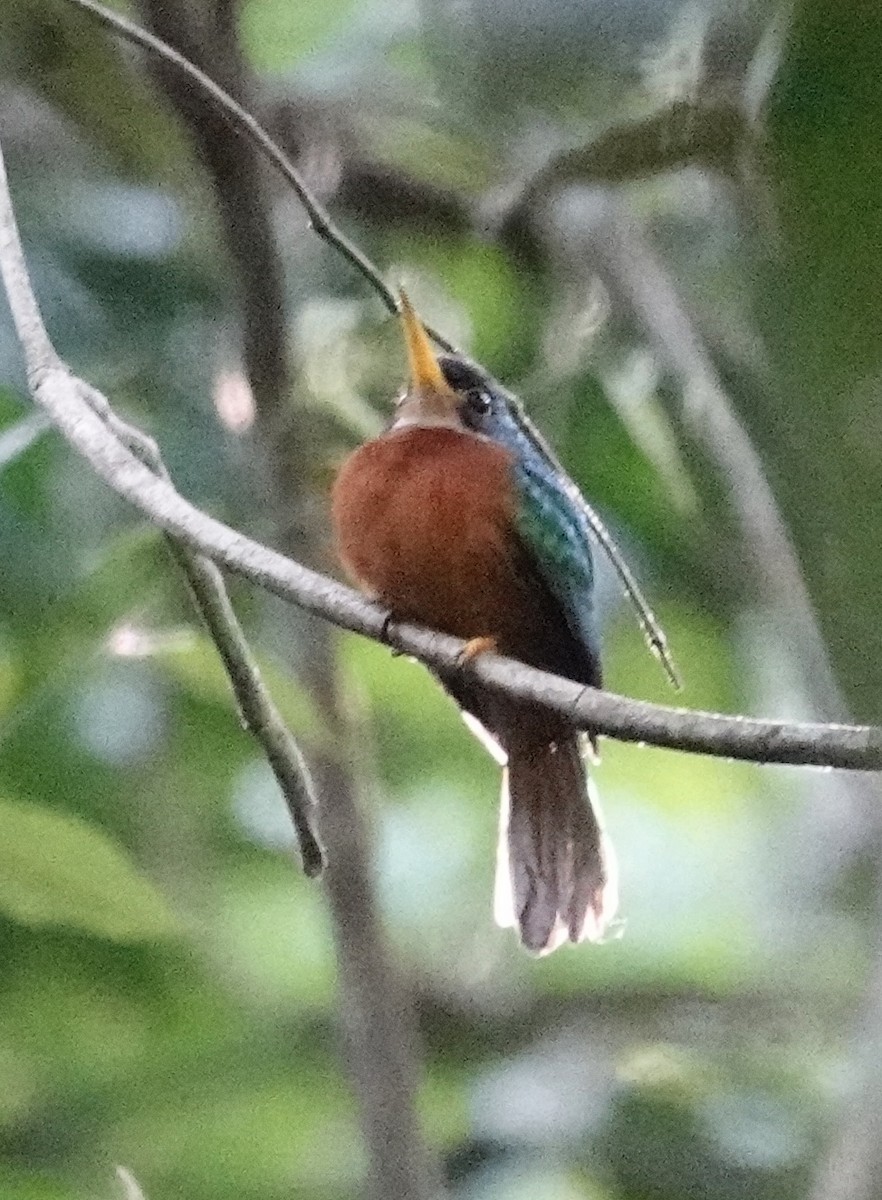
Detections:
[394, 290, 500, 435]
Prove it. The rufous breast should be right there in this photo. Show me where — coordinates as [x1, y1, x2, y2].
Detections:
[331, 425, 523, 642]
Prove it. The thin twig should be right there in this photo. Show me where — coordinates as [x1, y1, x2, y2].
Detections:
[172, 544, 324, 873]
[64, 0, 457, 355]
[0, 138, 323, 876]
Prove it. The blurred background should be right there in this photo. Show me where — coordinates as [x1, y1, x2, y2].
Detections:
[1, 0, 881, 1197]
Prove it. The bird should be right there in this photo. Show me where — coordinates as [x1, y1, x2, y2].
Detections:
[331, 292, 617, 954]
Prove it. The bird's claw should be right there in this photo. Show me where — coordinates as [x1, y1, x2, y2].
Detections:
[458, 635, 498, 665]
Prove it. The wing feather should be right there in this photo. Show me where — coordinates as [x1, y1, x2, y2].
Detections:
[513, 455, 602, 686]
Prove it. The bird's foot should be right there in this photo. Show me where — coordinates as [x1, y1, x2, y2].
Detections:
[458, 635, 498, 664]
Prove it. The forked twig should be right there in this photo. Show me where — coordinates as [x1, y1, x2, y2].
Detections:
[0, 141, 323, 877]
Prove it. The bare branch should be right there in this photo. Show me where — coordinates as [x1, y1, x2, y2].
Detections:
[0, 136, 323, 876]
[174, 545, 324, 873]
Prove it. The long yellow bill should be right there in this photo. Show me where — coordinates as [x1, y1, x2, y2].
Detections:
[399, 289, 451, 393]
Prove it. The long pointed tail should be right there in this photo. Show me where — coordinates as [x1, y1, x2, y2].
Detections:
[494, 730, 618, 954]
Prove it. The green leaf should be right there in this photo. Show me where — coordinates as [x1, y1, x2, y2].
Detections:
[0, 796, 180, 941]
[241, 0, 357, 72]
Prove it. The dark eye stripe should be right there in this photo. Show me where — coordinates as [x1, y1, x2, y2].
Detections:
[439, 355, 487, 393]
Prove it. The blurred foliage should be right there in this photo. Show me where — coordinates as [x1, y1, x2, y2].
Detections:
[0, 0, 880, 1198]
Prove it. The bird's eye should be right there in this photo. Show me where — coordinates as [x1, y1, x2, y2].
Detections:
[460, 389, 492, 428]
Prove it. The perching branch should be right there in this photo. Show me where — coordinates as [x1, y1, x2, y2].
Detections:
[0, 136, 323, 877]
[0, 140, 878, 772]
[31, 359, 882, 769]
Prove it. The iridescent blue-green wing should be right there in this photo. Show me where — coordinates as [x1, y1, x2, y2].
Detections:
[513, 454, 602, 684]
